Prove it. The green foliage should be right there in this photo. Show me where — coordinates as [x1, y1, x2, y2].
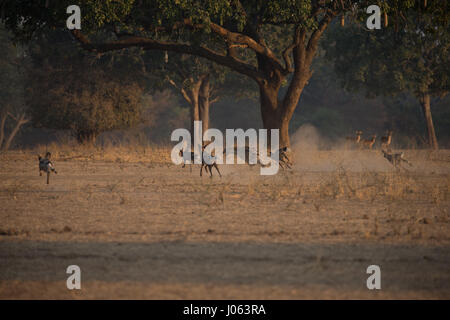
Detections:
[323, 3, 449, 99]
[2, 0, 443, 148]
[26, 31, 144, 142]
[1, 1, 408, 52]
[0, 25, 25, 114]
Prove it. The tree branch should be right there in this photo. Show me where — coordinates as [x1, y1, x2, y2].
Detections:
[305, 13, 333, 66]
[282, 26, 303, 73]
[181, 19, 285, 73]
[71, 30, 264, 82]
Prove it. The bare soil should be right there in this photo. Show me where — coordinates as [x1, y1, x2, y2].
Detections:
[0, 149, 449, 299]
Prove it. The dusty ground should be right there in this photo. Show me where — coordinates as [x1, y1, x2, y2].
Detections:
[0, 148, 449, 299]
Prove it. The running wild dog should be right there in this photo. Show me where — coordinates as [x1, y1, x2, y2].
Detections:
[179, 146, 290, 176]
[274, 147, 292, 170]
[179, 148, 221, 177]
[200, 150, 222, 178]
[231, 146, 292, 170]
[380, 130, 393, 150]
[361, 135, 377, 149]
[251, 146, 292, 170]
[381, 150, 412, 169]
[38, 152, 57, 184]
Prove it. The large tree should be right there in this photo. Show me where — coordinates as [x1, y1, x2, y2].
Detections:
[2, 0, 424, 149]
[323, 1, 449, 149]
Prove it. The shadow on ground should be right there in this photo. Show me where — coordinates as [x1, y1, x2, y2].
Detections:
[1, 240, 449, 299]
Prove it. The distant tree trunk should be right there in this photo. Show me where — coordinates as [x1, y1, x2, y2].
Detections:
[2, 112, 29, 151]
[419, 93, 438, 150]
[175, 74, 212, 146]
[0, 112, 7, 148]
[198, 74, 210, 134]
[187, 78, 202, 146]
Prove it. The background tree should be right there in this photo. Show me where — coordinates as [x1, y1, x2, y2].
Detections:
[0, 24, 29, 151]
[143, 51, 224, 135]
[323, 2, 449, 149]
[143, 50, 256, 138]
[26, 31, 145, 144]
[4, 0, 413, 149]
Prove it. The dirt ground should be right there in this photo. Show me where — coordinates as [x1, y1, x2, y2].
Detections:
[0, 148, 449, 299]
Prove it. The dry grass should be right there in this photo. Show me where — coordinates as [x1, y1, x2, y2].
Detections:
[6, 141, 172, 164]
[0, 146, 449, 299]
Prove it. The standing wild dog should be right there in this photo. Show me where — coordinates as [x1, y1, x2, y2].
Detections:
[38, 152, 57, 184]
[381, 150, 412, 170]
[361, 135, 377, 149]
[380, 130, 393, 150]
[345, 130, 363, 149]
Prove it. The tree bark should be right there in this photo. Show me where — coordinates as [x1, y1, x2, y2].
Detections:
[254, 24, 319, 149]
[2, 113, 29, 151]
[176, 74, 213, 145]
[189, 93, 200, 138]
[187, 78, 202, 145]
[258, 66, 310, 149]
[419, 93, 438, 149]
[198, 74, 210, 133]
[0, 112, 7, 149]
[259, 82, 284, 146]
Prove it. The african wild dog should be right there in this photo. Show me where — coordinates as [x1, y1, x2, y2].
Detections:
[38, 152, 57, 184]
[179, 146, 290, 176]
[277, 146, 293, 170]
[200, 150, 222, 178]
[381, 150, 412, 170]
[179, 148, 222, 178]
[257, 147, 293, 170]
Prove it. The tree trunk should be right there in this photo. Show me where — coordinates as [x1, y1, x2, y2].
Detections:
[198, 74, 210, 133]
[0, 112, 7, 149]
[2, 113, 29, 151]
[259, 80, 299, 149]
[419, 93, 438, 150]
[189, 94, 200, 137]
[187, 82, 201, 147]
